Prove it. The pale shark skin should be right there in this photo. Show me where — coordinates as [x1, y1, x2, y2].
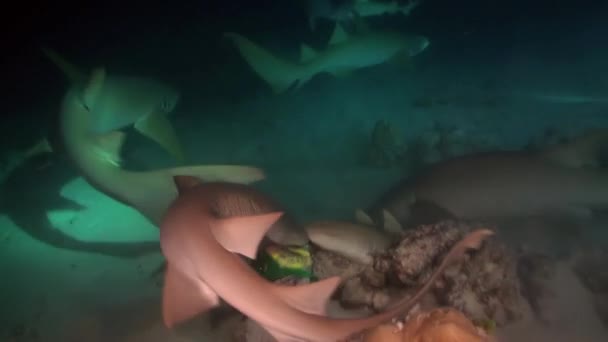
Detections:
[59, 68, 266, 227]
[367, 143, 608, 229]
[305, 220, 392, 264]
[159, 175, 494, 342]
[43, 47, 186, 161]
[224, 24, 429, 93]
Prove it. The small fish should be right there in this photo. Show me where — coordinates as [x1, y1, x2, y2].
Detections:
[42, 47, 185, 162]
[224, 24, 429, 93]
[159, 175, 494, 341]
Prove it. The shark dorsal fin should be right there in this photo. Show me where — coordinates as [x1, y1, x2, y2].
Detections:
[41, 47, 88, 84]
[162, 264, 219, 328]
[83, 67, 106, 109]
[211, 212, 283, 259]
[173, 176, 202, 194]
[382, 209, 403, 234]
[329, 24, 349, 46]
[300, 44, 318, 63]
[354, 208, 375, 226]
[272, 276, 341, 315]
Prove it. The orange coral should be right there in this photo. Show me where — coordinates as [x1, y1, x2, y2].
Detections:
[363, 308, 494, 342]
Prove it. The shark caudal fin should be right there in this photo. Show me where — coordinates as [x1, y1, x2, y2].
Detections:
[41, 47, 87, 84]
[224, 32, 310, 93]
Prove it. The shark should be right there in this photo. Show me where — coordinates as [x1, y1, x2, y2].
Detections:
[58, 67, 266, 229]
[352, 0, 421, 18]
[305, 0, 357, 31]
[159, 175, 494, 341]
[304, 208, 405, 264]
[42, 47, 186, 162]
[362, 130, 608, 229]
[224, 23, 429, 93]
[305, 0, 421, 31]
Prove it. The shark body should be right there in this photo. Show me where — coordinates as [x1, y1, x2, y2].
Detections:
[366, 137, 608, 229]
[59, 68, 266, 229]
[225, 24, 429, 93]
[305, 0, 421, 31]
[43, 47, 185, 161]
[159, 176, 493, 341]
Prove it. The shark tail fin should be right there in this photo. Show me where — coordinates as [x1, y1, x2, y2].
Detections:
[224, 32, 309, 94]
[541, 129, 608, 169]
[41, 47, 87, 84]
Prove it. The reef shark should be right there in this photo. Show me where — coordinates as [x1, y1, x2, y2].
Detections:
[353, 0, 421, 18]
[59, 67, 265, 227]
[224, 23, 429, 93]
[363, 130, 608, 229]
[305, 214, 398, 264]
[42, 47, 186, 162]
[159, 175, 493, 341]
[305, 0, 421, 30]
[305, 0, 356, 30]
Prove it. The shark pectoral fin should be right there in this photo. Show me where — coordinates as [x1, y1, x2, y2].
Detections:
[83, 67, 106, 108]
[134, 111, 185, 162]
[170, 165, 265, 185]
[382, 209, 403, 234]
[389, 50, 414, 69]
[211, 212, 284, 259]
[93, 131, 126, 166]
[162, 264, 219, 328]
[329, 23, 350, 45]
[354, 208, 375, 226]
[273, 276, 342, 315]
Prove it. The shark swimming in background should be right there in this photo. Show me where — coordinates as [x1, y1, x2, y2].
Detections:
[58, 67, 266, 229]
[361, 129, 608, 229]
[304, 0, 421, 31]
[305, 0, 356, 31]
[42, 47, 186, 162]
[159, 175, 493, 341]
[224, 23, 429, 93]
[352, 0, 421, 18]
